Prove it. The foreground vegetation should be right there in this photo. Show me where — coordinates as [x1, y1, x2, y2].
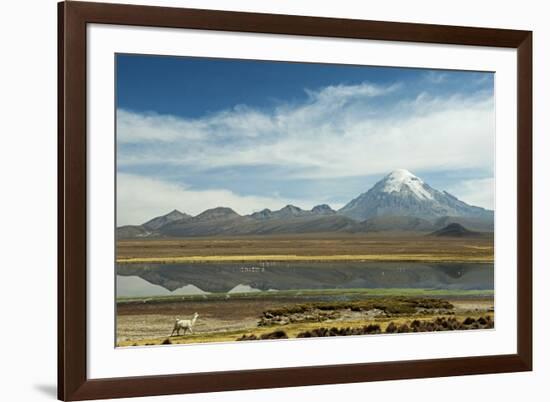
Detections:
[238, 315, 495, 340]
[118, 312, 494, 347]
[117, 295, 494, 347]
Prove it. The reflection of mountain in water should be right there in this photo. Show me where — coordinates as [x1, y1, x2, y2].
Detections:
[116, 262, 493, 295]
[116, 275, 209, 297]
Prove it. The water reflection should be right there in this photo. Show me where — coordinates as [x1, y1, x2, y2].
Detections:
[117, 261, 493, 297]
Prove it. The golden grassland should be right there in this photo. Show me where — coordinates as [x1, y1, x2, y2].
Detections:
[117, 254, 493, 264]
[116, 234, 494, 264]
[117, 311, 494, 347]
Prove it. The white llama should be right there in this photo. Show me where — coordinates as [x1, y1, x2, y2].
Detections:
[171, 312, 199, 336]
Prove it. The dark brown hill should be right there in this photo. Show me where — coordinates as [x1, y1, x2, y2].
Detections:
[429, 223, 481, 237]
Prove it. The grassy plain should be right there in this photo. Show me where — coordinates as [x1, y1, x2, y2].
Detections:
[116, 234, 494, 263]
[117, 288, 494, 304]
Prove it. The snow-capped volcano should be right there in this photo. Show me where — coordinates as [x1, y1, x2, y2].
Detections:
[118, 169, 494, 238]
[339, 169, 493, 222]
[379, 169, 433, 200]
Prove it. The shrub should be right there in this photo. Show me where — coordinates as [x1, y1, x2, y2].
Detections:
[328, 327, 340, 336]
[260, 330, 289, 340]
[397, 324, 410, 333]
[385, 322, 398, 333]
[411, 320, 422, 329]
[236, 334, 258, 341]
[365, 324, 382, 334]
[237, 331, 291, 340]
[423, 322, 436, 332]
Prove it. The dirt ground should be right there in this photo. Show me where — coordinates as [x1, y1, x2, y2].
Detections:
[117, 297, 306, 342]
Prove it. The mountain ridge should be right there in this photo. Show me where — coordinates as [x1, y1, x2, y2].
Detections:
[143, 209, 191, 231]
[117, 170, 494, 238]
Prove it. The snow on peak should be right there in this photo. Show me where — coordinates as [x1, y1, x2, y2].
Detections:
[387, 169, 417, 180]
[380, 169, 433, 200]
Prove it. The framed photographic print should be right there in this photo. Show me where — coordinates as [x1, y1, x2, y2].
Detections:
[58, 1, 532, 400]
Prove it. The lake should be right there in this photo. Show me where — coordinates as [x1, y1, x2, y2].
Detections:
[116, 261, 493, 298]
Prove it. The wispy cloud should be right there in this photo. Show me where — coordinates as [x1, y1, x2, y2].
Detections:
[118, 81, 494, 180]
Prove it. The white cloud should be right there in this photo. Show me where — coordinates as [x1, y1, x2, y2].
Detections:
[117, 173, 323, 225]
[117, 110, 205, 143]
[305, 82, 400, 102]
[446, 178, 494, 210]
[117, 82, 495, 181]
[116, 81, 495, 219]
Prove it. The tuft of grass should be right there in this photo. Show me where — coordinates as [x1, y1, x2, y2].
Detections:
[237, 330, 288, 341]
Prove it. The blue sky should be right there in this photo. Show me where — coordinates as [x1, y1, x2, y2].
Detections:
[116, 54, 495, 225]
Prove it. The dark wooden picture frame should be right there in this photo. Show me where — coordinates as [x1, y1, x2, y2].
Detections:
[58, 1, 532, 400]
